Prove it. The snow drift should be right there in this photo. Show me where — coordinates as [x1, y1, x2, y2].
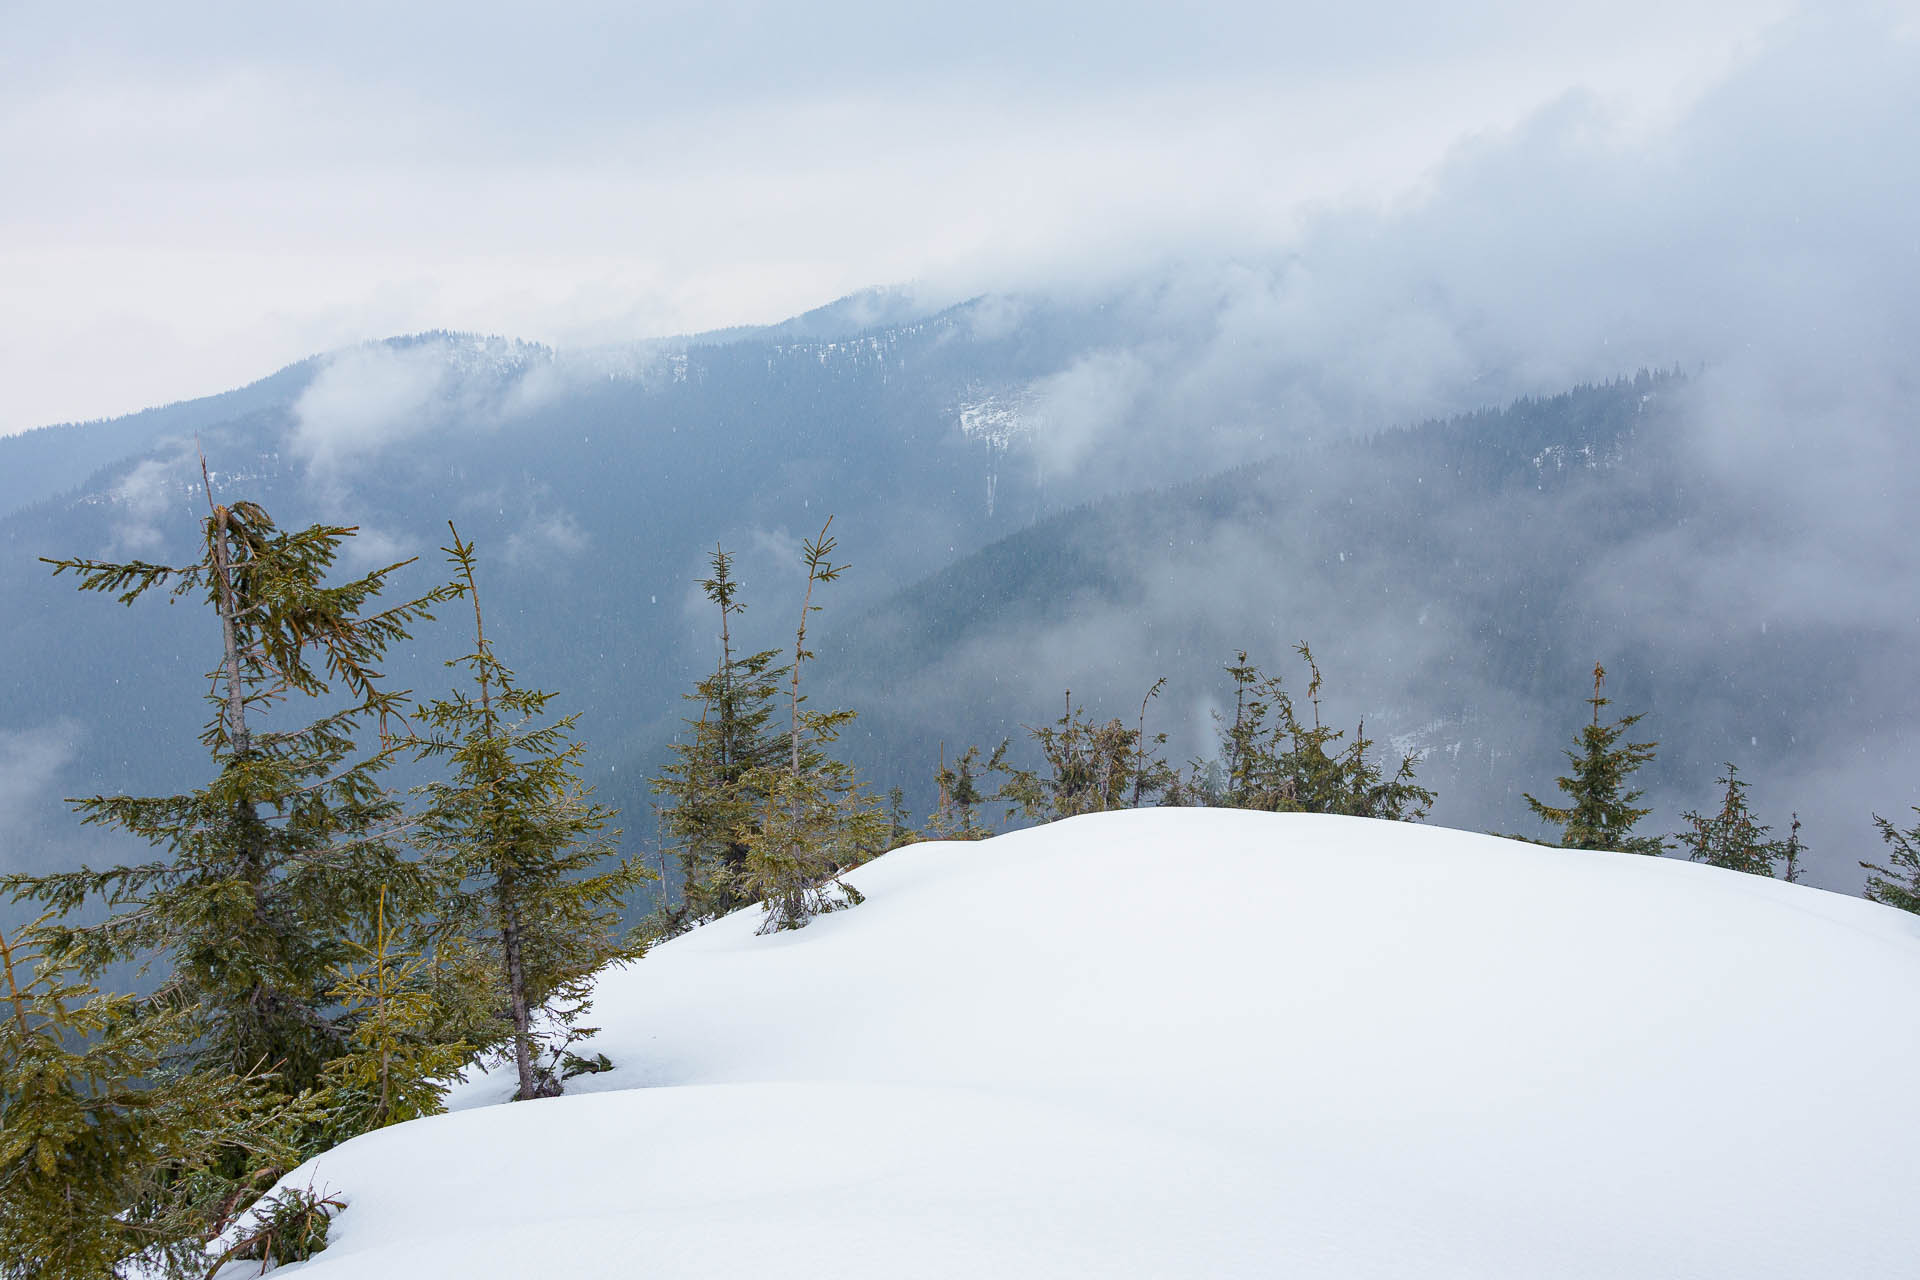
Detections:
[239, 810, 1920, 1278]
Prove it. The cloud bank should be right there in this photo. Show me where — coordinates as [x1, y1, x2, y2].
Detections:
[0, 0, 1798, 433]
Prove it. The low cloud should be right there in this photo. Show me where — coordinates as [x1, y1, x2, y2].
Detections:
[504, 510, 591, 569]
[107, 455, 183, 554]
[0, 719, 82, 833]
[1028, 350, 1154, 475]
[291, 342, 453, 469]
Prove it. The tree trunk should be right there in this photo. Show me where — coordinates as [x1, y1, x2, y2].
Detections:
[208, 503, 251, 755]
[498, 876, 541, 1100]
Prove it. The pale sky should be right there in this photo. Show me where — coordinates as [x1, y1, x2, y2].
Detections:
[0, 0, 1844, 434]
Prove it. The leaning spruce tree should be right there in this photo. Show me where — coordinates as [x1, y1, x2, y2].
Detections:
[409, 528, 648, 1101]
[1525, 662, 1665, 855]
[3, 482, 458, 1095]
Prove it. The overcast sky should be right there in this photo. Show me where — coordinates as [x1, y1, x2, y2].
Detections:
[1, 0, 1857, 435]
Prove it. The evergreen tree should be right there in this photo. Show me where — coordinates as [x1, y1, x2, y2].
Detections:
[652, 546, 787, 924]
[1779, 813, 1806, 884]
[1199, 646, 1432, 820]
[1673, 763, 1796, 878]
[409, 528, 649, 1100]
[989, 683, 1179, 824]
[2, 487, 458, 1094]
[884, 787, 915, 851]
[738, 518, 885, 932]
[0, 920, 298, 1279]
[926, 744, 990, 839]
[1524, 663, 1665, 855]
[1860, 808, 1920, 915]
[318, 887, 473, 1133]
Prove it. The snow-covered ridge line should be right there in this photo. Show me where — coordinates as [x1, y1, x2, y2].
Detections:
[238, 810, 1920, 1280]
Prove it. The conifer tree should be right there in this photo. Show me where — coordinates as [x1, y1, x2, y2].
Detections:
[884, 787, 915, 850]
[739, 518, 884, 932]
[3, 485, 458, 1094]
[989, 684, 1179, 824]
[1524, 663, 1665, 855]
[1860, 808, 1920, 915]
[1779, 813, 1806, 884]
[926, 744, 990, 839]
[0, 921, 297, 1279]
[1200, 647, 1432, 820]
[1674, 763, 1794, 877]
[653, 546, 787, 923]
[409, 528, 648, 1100]
[318, 888, 473, 1133]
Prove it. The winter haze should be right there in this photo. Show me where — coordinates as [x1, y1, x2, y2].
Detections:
[1, 0, 1817, 432]
[1, 2, 1917, 901]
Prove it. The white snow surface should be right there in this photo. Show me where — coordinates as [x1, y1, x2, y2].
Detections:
[244, 810, 1920, 1278]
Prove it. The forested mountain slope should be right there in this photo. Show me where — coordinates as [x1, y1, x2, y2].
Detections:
[830, 372, 1909, 886]
[1, 295, 1910, 905]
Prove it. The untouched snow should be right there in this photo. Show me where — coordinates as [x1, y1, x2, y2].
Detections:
[245, 811, 1920, 1278]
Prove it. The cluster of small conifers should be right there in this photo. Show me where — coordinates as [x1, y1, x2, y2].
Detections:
[6, 503, 1918, 1280]
[899, 653, 1916, 903]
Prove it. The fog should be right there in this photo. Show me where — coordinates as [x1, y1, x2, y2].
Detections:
[2, 0, 1801, 434]
[807, 6, 1920, 889]
[1, 2, 1916, 899]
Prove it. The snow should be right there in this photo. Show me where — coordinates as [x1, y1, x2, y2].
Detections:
[238, 810, 1920, 1278]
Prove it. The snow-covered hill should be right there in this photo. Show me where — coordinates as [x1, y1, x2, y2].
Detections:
[242, 811, 1920, 1278]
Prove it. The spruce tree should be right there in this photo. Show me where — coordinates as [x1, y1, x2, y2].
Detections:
[653, 546, 787, 924]
[1524, 663, 1665, 855]
[1674, 763, 1794, 877]
[926, 744, 990, 839]
[3, 486, 458, 1094]
[1779, 813, 1806, 884]
[989, 683, 1179, 824]
[318, 888, 473, 1133]
[1860, 808, 1920, 914]
[0, 920, 298, 1279]
[738, 518, 884, 932]
[409, 528, 648, 1100]
[1200, 646, 1432, 820]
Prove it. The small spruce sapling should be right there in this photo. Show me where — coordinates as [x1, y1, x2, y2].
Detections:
[212, 1183, 346, 1273]
[319, 887, 472, 1133]
[989, 683, 1178, 824]
[1199, 647, 1432, 820]
[1674, 763, 1795, 878]
[1780, 813, 1806, 884]
[926, 744, 990, 839]
[1524, 663, 1664, 855]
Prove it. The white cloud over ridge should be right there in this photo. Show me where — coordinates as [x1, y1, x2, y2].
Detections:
[0, 0, 1813, 434]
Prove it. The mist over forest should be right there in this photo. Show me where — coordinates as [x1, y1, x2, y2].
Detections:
[3, 5, 1917, 914]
